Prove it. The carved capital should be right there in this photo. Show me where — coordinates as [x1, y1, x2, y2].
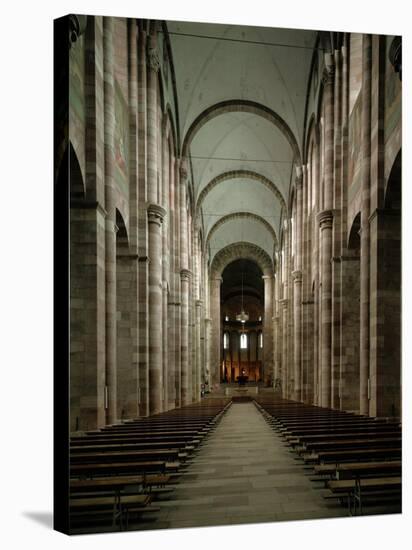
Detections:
[322, 54, 335, 85]
[69, 15, 88, 49]
[295, 164, 302, 180]
[147, 203, 166, 225]
[162, 112, 169, 135]
[279, 298, 288, 309]
[196, 299, 203, 308]
[292, 270, 303, 283]
[180, 157, 189, 182]
[317, 209, 334, 228]
[180, 268, 192, 281]
[389, 36, 402, 81]
[334, 48, 342, 66]
[147, 44, 160, 72]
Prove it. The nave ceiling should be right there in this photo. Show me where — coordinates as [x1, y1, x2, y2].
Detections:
[167, 20, 318, 268]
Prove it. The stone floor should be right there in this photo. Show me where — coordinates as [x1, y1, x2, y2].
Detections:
[133, 402, 345, 531]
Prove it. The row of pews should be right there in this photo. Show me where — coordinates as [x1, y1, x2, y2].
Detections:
[254, 396, 401, 516]
[69, 398, 232, 532]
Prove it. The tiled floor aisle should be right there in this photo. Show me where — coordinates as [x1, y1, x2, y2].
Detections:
[142, 402, 344, 530]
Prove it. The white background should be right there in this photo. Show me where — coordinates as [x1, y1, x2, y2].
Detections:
[0, 0, 410, 548]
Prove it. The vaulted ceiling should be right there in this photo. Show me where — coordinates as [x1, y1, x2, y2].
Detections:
[167, 20, 317, 267]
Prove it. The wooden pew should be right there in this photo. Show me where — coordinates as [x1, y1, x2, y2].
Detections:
[69, 493, 155, 530]
[301, 436, 401, 452]
[70, 440, 197, 453]
[303, 446, 401, 464]
[68, 398, 233, 531]
[70, 448, 188, 464]
[70, 459, 178, 478]
[71, 434, 203, 445]
[326, 476, 401, 515]
[313, 460, 401, 480]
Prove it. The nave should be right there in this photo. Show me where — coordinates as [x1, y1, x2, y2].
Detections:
[150, 401, 343, 529]
[57, 14, 402, 535]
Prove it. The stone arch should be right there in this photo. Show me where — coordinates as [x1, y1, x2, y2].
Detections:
[163, 104, 178, 158]
[348, 212, 361, 251]
[211, 242, 273, 278]
[196, 170, 286, 213]
[385, 149, 401, 209]
[181, 100, 301, 164]
[374, 147, 401, 417]
[206, 212, 278, 248]
[316, 70, 326, 125]
[304, 113, 316, 164]
[115, 207, 135, 420]
[341, 211, 361, 410]
[116, 208, 130, 251]
[65, 142, 85, 200]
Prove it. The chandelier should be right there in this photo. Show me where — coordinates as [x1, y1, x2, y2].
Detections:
[236, 270, 249, 323]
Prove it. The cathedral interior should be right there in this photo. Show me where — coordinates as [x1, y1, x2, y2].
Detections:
[57, 14, 402, 533]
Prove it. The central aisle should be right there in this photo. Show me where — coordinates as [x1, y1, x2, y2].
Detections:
[151, 402, 343, 529]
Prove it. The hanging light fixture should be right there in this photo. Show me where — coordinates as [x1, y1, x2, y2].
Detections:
[236, 268, 249, 323]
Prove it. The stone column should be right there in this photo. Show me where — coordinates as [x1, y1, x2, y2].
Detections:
[280, 298, 288, 398]
[70, 204, 106, 431]
[174, 158, 182, 408]
[195, 300, 203, 401]
[204, 317, 212, 386]
[331, 48, 343, 410]
[174, 297, 182, 408]
[302, 298, 314, 404]
[137, 26, 149, 417]
[103, 17, 118, 425]
[271, 270, 277, 387]
[147, 204, 166, 415]
[210, 276, 222, 388]
[125, 19, 140, 418]
[69, 18, 106, 432]
[317, 56, 335, 408]
[146, 33, 165, 415]
[292, 270, 302, 401]
[273, 314, 280, 389]
[161, 124, 169, 410]
[317, 210, 334, 408]
[167, 296, 177, 410]
[180, 268, 191, 404]
[189, 232, 196, 402]
[301, 164, 313, 404]
[192, 230, 202, 402]
[359, 34, 372, 416]
[293, 168, 303, 401]
[146, 33, 160, 204]
[167, 157, 176, 410]
[262, 275, 273, 385]
[179, 158, 191, 405]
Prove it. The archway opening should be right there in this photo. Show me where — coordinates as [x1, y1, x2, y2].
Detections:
[340, 213, 361, 411]
[221, 259, 264, 384]
[378, 150, 401, 417]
